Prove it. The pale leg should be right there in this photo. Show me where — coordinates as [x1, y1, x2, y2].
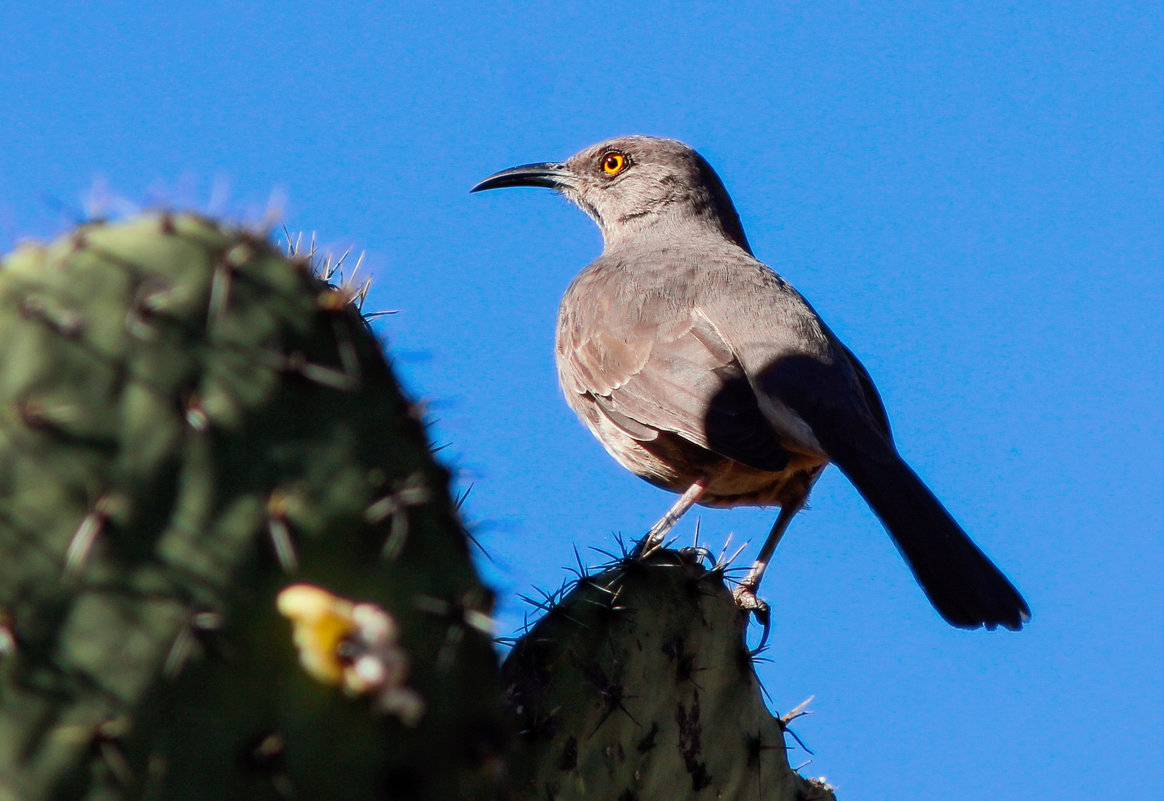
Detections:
[733, 499, 804, 610]
[636, 479, 708, 556]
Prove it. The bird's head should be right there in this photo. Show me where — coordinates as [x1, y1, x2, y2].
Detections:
[472, 135, 751, 252]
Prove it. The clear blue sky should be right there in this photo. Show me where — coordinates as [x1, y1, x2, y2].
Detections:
[2, 2, 1160, 798]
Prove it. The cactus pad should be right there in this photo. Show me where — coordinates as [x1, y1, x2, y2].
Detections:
[502, 549, 836, 801]
[0, 214, 505, 801]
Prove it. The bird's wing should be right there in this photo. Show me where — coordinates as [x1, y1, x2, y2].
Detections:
[557, 302, 793, 472]
[700, 257, 891, 446]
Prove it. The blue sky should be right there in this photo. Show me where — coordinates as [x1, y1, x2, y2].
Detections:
[2, 2, 1160, 797]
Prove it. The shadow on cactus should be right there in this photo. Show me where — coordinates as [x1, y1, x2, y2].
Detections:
[0, 213, 834, 801]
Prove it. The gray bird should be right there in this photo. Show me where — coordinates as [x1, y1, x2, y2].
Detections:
[472, 135, 1030, 630]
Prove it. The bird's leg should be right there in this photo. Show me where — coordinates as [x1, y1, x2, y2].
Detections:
[635, 478, 708, 558]
[733, 499, 804, 611]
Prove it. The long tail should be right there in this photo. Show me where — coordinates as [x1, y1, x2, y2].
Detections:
[836, 449, 1030, 630]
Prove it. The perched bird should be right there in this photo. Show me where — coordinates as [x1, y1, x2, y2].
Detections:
[472, 135, 1029, 630]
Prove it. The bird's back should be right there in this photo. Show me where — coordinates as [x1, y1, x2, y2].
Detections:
[560, 236, 836, 368]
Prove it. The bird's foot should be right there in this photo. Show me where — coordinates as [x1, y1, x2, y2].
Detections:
[732, 582, 768, 614]
[633, 480, 709, 559]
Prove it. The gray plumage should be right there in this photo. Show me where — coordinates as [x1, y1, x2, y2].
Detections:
[473, 135, 1029, 630]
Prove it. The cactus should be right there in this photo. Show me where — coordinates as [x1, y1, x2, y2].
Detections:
[501, 548, 836, 801]
[0, 214, 505, 801]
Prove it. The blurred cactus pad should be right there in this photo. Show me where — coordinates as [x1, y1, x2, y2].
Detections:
[0, 213, 833, 801]
[0, 214, 504, 800]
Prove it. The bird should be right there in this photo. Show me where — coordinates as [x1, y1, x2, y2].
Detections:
[471, 135, 1030, 630]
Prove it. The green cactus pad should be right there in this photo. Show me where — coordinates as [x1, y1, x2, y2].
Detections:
[0, 214, 505, 801]
[502, 549, 836, 801]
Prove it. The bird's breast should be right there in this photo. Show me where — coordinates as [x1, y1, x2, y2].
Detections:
[564, 391, 825, 508]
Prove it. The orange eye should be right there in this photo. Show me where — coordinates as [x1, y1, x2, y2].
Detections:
[601, 152, 627, 175]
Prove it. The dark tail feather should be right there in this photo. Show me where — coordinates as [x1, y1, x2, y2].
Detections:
[837, 450, 1030, 630]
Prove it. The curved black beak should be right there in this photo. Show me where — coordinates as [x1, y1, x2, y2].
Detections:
[471, 162, 574, 193]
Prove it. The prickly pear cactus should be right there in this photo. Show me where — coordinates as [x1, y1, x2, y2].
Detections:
[502, 549, 836, 801]
[0, 215, 505, 801]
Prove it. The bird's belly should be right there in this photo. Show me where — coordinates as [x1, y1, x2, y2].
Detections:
[576, 401, 825, 509]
